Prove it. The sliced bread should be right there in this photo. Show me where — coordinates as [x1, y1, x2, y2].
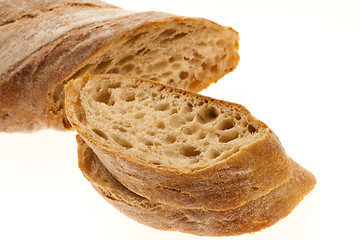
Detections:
[77, 135, 316, 236]
[65, 74, 293, 210]
[0, 0, 239, 132]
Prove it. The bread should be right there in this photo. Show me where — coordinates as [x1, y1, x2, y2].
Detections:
[77, 135, 316, 236]
[0, 0, 239, 132]
[65, 73, 293, 210]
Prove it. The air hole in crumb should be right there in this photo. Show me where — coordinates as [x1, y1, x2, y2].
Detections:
[171, 108, 178, 114]
[124, 92, 135, 102]
[121, 63, 135, 72]
[112, 136, 132, 148]
[184, 113, 195, 121]
[108, 82, 122, 90]
[116, 56, 134, 66]
[193, 51, 203, 59]
[113, 125, 126, 132]
[94, 59, 112, 74]
[208, 149, 221, 159]
[165, 135, 176, 143]
[153, 61, 168, 71]
[252, 186, 260, 191]
[219, 130, 239, 143]
[160, 29, 176, 37]
[168, 57, 175, 62]
[183, 127, 196, 135]
[162, 71, 172, 77]
[95, 90, 111, 104]
[156, 121, 166, 129]
[151, 91, 157, 97]
[151, 161, 161, 166]
[197, 132, 206, 140]
[201, 63, 208, 70]
[155, 102, 170, 111]
[75, 108, 87, 123]
[93, 129, 108, 140]
[173, 32, 187, 40]
[107, 68, 119, 74]
[197, 106, 219, 124]
[160, 32, 187, 44]
[147, 131, 156, 136]
[157, 86, 166, 91]
[180, 145, 201, 157]
[134, 112, 145, 119]
[125, 32, 146, 46]
[135, 47, 146, 55]
[235, 113, 242, 120]
[242, 121, 248, 128]
[143, 139, 154, 146]
[179, 71, 189, 80]
[218, 119, 235, 130]
[216, 40, 225, 47]
[142, 48, 151, 55]
[210, 65, 218, 73]
[181, 104, 193, 114]
[248, 124, 257, 134]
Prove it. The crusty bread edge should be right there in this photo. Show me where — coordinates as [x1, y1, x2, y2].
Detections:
[66, 74, 293, 210]
[47, 13, 239, 130]
[77, 135, 316, 236]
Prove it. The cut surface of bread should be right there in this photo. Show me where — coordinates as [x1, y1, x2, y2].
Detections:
[77, 136, 316, 236]
[0, 0, 239, 132]
[66, 74, 293, 210]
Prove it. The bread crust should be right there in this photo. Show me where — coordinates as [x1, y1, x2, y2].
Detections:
[88, 128, 292, 211]
[77, 135, 316, 236]
[66, 74, 293, 210]
[0, 0, 239, 132]
[0, 0, 115, 26]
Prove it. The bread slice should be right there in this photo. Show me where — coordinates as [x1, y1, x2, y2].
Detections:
[77, 135, 316, 236]
[0, 0, 239, 132]
[65, 74, 293, 210]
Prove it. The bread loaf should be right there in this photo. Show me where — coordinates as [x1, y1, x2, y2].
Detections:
[65, 74, 293, 210]
[0, 0, 239, 132]
[77, 135, 316, 236]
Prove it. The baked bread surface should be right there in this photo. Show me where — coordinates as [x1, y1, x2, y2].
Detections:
[66, 74, 293, 210]
[0, 0, 239, 132]
[77, 135, 316, 236]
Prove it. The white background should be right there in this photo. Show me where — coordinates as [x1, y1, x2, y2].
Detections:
[1, 0, 360, 239]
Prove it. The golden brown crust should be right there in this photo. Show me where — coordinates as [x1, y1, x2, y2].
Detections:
[0, 0, 239, 132]
[66, 74, 293, 210]
[77, 135, 316, 236]
[87, 129, 292, 210]
[0, 0, 116, 26]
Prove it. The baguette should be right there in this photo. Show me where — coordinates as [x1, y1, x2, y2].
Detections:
[77, 135, 316, 236]
[65, 74, 293, 210]
[0, 0, 239, 132]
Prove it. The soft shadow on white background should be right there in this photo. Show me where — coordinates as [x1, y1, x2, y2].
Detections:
[1, 0, 360, 239]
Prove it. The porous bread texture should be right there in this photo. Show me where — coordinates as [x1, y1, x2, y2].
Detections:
[72, 75, 264, 170]
[51, 17, 239, 129]
[0, 0, 239, 132]
[65, 74, 293, 210]
[77, 136, 316, 236]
